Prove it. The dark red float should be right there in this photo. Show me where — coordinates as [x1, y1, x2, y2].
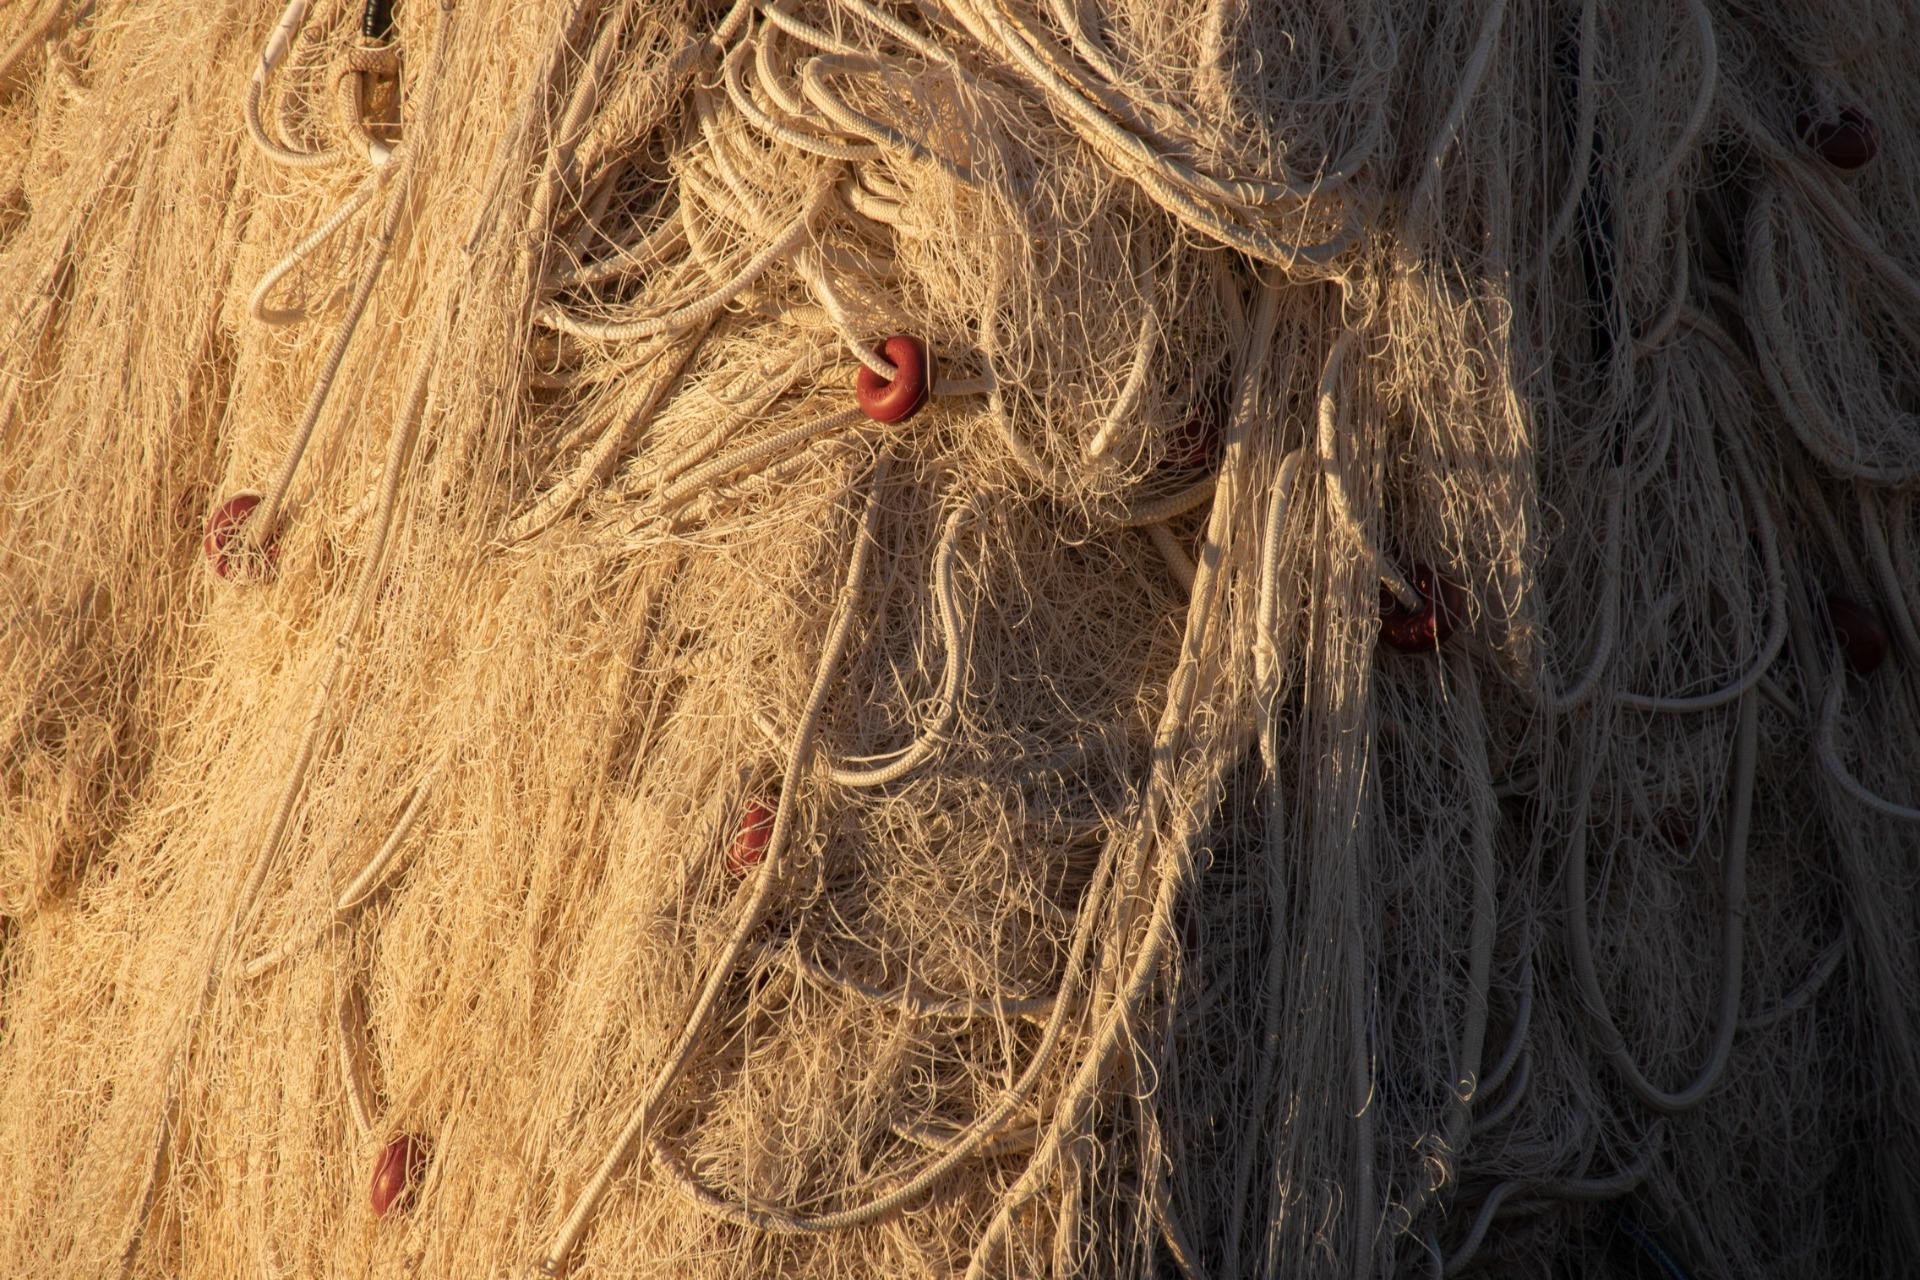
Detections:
[370, 1133, 428, 1217]
[726, 801, 775, 877]
[1378, 564, 1467, 652]
[1825, 594, 1888, 675]
[202, 491, 277, 580]
[854, 336, 930, 424]
[1797, 107, 1879, 170]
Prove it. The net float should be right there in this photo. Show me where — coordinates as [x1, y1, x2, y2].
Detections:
[369, 1133, 428, 1217]
[725, 800, 775, 877]
[202, 491, 278, 581]
[854, 335, 930, 424]
[1797, 107, 1878, 170]
[1825, 594, 1888, 675]
[1378, 564, 1467, 652]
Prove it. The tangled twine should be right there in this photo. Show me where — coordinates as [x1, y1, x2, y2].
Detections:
[3, 0, 1920, 1276]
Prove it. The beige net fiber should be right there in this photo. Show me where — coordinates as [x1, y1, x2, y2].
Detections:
[2, 0, 1917, 1275]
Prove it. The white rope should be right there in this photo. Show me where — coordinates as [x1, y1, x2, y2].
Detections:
[245, 0, 344, 170]
[824, 502, 974, 787]
[537, 173, 836, 343]
[1615, 429, 1786, 712]
[1816, 677, 1920, 823]
[248, 170, 385, 326]
[1564, 694, 1753, 1114]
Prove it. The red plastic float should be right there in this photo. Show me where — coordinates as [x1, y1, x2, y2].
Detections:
[369, 1133, 427, 1217]
[1797, 108, 1878, 170]
[1825, 594, 1888, 675]
[1378, 564, 1467, 652]
[725, 801, 775, 877]
[202, 491, 277, 580]
[854, 336, 930, 424]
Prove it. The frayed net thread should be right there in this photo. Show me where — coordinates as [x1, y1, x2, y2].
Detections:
[2, 0, 1919, 1276]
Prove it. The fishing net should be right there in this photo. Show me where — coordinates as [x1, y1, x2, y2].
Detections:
[2, 0, 1916, 1275]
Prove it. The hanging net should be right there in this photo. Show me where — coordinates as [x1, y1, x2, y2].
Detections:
[2, 0, 1917, 1275]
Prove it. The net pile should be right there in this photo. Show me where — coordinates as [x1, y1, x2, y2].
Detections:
[2, 0, 1917, 1275]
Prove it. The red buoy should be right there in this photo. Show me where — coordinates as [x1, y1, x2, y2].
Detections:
[1797, 108, 1879, 170]
[1825, 594, 1888, 675]
[1379, 564, 1467, 652]
[854, 336, 930, 424]
[202, 491, 277, 580]
[725, 801, 775, 877]
[369, 1134, 428, 1217]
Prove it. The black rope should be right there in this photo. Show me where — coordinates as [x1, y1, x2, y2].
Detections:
[362, 0, 395, 42]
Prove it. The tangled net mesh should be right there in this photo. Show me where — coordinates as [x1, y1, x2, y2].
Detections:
[3, 0, 1918, 1274]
